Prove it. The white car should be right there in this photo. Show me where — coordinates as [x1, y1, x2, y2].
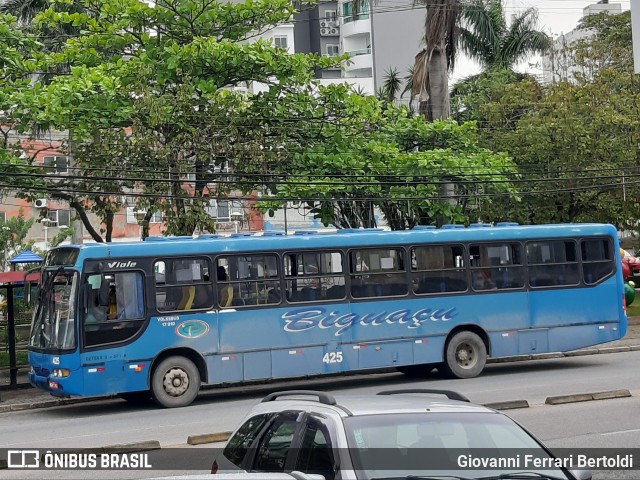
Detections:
[211, 389, 592, 480]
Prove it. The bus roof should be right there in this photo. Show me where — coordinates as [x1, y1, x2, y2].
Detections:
[55, 223, 619, 264]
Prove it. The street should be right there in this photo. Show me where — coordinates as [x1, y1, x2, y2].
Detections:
[1, 350, 640, 479]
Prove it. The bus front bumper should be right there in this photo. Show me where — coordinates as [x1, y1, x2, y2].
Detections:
[28, 369, 69, 397]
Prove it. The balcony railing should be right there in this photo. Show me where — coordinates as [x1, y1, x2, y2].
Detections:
[347, 47, 371, 57]
[343, 13, 370, 23]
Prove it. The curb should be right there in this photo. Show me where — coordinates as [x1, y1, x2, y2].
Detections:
[487, 344, 639, 364]
[545, 389, 631, 405]
[187, 432, 232, 445]
[483, 400, 529, 410]
[0, 394, 116, 413]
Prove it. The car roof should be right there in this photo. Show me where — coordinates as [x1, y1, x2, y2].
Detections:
[251, 390, 496, 417]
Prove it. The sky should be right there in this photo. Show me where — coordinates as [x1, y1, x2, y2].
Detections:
[451, 0, 632, 82]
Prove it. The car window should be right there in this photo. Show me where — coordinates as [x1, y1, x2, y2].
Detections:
[344, 412, 570, 480]
[253, 412, 301, 472]
[223, 413, 274, 468]
[296, 417, 335, 480]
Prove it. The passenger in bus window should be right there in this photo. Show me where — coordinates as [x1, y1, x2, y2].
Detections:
[217, 266, 234, 308]
[473, 269, 497, 290]
[106, 285, 127, 328]
[85, 288, 106, 330]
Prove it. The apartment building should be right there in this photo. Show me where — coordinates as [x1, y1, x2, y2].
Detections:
[291, 0, 425, 96]
[0, 130, 263, 250]
[542, 1, 623, 85]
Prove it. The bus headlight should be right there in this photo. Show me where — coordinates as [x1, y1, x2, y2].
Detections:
[51, 369, 71, 378]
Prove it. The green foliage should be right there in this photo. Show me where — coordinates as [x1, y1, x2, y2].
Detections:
[1, 0, 521, 235]
[0, 0, 344, 239]
[452, 11, 640, 229]
[458, 0, 550, 72]
[0, 212, 36, 270]
[258, 101, 517, 229]
[0, 351, 29, 367]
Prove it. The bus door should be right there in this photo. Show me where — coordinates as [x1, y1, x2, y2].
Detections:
[80, 269, 147, 395]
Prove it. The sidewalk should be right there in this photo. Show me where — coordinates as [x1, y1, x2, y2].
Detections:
[2, 318, 640, 412]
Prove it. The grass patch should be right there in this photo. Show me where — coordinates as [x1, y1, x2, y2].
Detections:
[626, 303, 640, 317]
[0, 351, 28, 368]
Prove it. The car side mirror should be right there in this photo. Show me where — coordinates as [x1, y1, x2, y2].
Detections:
[290, 472, 326, 480]
[569, 469, 592, 480]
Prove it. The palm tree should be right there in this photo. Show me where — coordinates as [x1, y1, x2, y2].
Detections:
[351, 0, 461, 121]
[0, 0, 48, 24]
[0, 0, 82, 52]
[379, 67, 402, 103]
[457, 0, 551, 72]
[411, 0, 461, 121]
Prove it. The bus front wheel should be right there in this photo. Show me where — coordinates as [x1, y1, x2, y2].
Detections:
[151, 356, 200, 408]
[442, 331, 486, 379]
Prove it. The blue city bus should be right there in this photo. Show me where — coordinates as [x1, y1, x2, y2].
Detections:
[28, 223, 627, 407]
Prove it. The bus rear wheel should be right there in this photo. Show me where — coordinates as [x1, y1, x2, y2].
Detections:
[151, 356, 200, 408]
[442, 331, 486, 379]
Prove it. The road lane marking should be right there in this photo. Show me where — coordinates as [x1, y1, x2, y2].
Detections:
[602, 429, 640, 436]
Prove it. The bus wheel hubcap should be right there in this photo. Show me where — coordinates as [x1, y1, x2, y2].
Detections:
[456, 343, 475, 368]
[163, 368, 189, 396]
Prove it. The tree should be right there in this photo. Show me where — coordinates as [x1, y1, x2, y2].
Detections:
[0, 0, 48, 24]
[260, 100, 518, 229]
[1, 0, 346, 240]
[464, 12, 640, 230]
[457, 0, 550, 72]
[450, 69, 542, 141]
[377, 67, 402, 103]
[0, 212, 36, 270]
[411, 0, 462, 120]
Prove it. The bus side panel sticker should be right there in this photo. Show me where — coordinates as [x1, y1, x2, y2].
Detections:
[175, 320, 210, 339]
[282, 306, 457, 336]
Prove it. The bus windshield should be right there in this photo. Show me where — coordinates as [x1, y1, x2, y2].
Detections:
[29, 268, 78, 351]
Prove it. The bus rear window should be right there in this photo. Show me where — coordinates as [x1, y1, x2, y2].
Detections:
[581, 239, 614, 284]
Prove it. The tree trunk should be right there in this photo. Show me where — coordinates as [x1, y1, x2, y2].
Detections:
[419, 44, 450, 121]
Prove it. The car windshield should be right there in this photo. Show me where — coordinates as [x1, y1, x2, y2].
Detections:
[343, 412, 570, 480]
[29, 268, 78, 351]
